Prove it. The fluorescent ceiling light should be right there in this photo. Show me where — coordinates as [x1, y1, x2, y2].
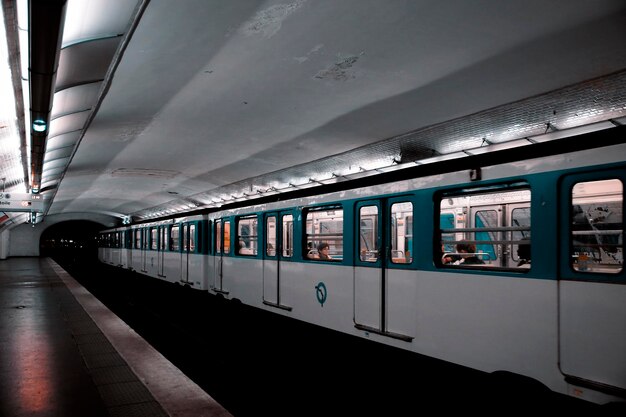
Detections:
[0, 5, 25, 192]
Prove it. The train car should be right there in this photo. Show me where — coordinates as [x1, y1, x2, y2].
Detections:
[97, 133, 625, 406]
[101, 214, 210, 289]
[97, 226, 125, 267]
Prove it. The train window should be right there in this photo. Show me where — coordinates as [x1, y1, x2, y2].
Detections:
[438, 187, 531, 269]
[571, 179, 623, 274]
[237, 216, 258, 256]
[143, 228, 149, 250]
[359, 205, 378, 262]
[150, 227, 158, 250]
[266, 217, 276, 256]
[134, 229, 141, 249]
[305, 206, 343, 261]
[189, 224, 196, 252]
[282, 214, 294, 258]
[390, 202, 413, 264]
[170, 225, 180, 251]
[511, 207, 531, 264]
[159, 227, 167, 251]
[224, 221, 231, 254]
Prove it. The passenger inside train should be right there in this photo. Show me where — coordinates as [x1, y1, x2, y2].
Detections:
[317, 242, 332, 260]
[454, 241, 486, 265]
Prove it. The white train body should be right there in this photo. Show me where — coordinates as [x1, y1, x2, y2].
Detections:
[98, 137, 626, 405]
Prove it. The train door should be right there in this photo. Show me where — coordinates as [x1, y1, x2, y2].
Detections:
[157, 225, 167, 278]
[262, 211, 293, 311]
[213, 219, 230, 294]
[354, 198, 414, 341]
[558, 171, 626, 395]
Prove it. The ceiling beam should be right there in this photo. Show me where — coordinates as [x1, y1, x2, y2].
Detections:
[28, 0, 66, 193]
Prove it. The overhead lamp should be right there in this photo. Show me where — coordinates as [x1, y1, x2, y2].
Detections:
[32, 119, 47, 132]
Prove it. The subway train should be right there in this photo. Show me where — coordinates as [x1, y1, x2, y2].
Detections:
[97, 128, 625, 406]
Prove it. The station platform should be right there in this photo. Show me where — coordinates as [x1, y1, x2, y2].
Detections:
[0, 257, 232, 417]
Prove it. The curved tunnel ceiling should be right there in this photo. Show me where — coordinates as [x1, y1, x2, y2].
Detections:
[6, 0, 626, 228]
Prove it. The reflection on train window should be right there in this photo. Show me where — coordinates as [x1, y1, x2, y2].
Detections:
[305, 206, 343, 261]
[439, 187, 531, 269]
[359, 205, 378, 262]
[134, 229, 141, 249]
[571, 179, 623, 274]
[390, 202, 413, 264]
[266, 216, 276, 256]
[282, 214, 294, 257]
[237, 216, 258, 256]
[170, 225, 180, 251]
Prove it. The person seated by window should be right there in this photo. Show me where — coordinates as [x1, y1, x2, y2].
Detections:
[516, 240, 531, 268]
[317, 242, 332, 260]
[454, 241, 485, 265]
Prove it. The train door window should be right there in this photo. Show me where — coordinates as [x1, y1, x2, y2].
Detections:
[134, 229, 141, 249]
[571, 179, 623, 274]
[160, 227, 167, 251]
[215, 220, 222, 253]
[474, 209, 497, 262]
[511, 207, 531, 265]
[223, 221, 231, 254]
[440, 211, 456, 256]
[438, 186, 531, 269]
[189, 224, 196, 252]
[390, 202, 413, 264]
[359, 205, 379, 262]
[170, 225, 180, 251]
[266, 216, 277, 256]
[282, 214, 294, 257]
[150, 227, 158, 250]
[143, 228, 149, 250]
[237, 216, 258, 256]
[305, 206, 343, 261]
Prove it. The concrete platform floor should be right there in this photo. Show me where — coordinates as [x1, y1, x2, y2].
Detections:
[0, 257, 231, 417]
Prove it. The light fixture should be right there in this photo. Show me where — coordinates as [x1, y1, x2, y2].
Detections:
[32, 119, 47, 132]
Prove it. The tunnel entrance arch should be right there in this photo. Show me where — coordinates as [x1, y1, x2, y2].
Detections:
[40, 220, 105, 267]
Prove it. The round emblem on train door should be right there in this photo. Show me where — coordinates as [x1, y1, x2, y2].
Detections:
[315, 282, 327, 307]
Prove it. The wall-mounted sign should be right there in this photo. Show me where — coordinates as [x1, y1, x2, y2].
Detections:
[0, 193, 44, 212]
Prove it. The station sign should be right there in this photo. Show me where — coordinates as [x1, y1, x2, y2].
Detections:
[0, 193, 44, 212]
